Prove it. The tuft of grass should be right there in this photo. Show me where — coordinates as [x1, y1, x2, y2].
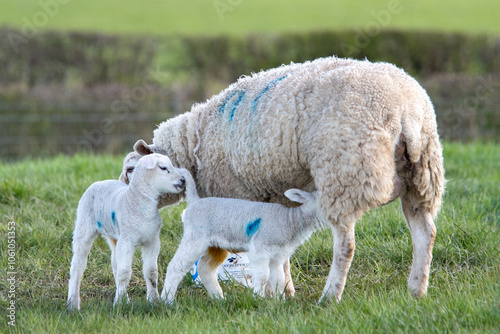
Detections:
[0, 142, 499, 333]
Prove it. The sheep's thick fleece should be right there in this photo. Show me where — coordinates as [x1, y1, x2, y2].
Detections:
[145, 56, 445, 302]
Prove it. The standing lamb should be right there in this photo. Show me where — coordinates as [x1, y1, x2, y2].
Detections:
[161, 169, 323, 304]
[132, 56, 445, 303]
[67, 154, 186, 310]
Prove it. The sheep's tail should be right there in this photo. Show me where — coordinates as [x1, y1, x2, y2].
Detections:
[400, 99, 446, 218]
[179, 168, 200, 204]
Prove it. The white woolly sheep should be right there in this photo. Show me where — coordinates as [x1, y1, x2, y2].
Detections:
[161, 169, 323, 304]
[67, 154, 186, 310]
[132, 56, 445, 303]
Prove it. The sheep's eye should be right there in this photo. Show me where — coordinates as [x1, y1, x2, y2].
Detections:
[126, 167, 134, 173]
[159, 166, 170, 173]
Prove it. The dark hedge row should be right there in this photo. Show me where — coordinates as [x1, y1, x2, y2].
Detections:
[1, 27, 498, 157]
[1, 27, 499, 87]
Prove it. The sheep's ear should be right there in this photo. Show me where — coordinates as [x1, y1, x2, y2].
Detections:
[139, 155, 157, 170]
[134, 139, 153, 156]
[284, 189, 312, 203]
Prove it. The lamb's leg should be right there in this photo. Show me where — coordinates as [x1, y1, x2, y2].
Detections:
[105, 237, 118, 279]
[319, 223, 356, 303]
[401, 192, 436, 298]
[266, 258, 293, 297]
[67, 224, 98, 311]
[268, 257, 287, 299]
[248, 254, 270, 298]
[141, 235, 161, 303]
[161, 238, 205, 304]
[114, 240, 134, 306]
[283, 258, 295, 297]
[197, 247, 227, 299]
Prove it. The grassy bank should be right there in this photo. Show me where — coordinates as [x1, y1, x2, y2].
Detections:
[0, 142, 498, 332]
[2, 0, 500, 36]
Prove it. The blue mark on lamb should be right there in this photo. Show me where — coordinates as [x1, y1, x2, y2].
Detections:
[246, 218, 261, 237]
[97, 221, 102, 229]
[250, 75, 288, 112]
[111, 211, 117, 226]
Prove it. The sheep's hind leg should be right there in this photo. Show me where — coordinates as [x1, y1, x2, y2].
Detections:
[197, 247, 228, 299]
[401, 191, 436, 298]
[67, 226, 98, 311]
[105, 237, 118, 279]
[161, 239, 206, 304]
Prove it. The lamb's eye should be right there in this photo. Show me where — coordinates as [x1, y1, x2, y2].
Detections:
[159, 166, 170, 173]
[126, 167, 134, 173]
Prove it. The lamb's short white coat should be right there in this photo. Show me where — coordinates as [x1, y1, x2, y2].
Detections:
[161, 169, 322, 304]
[67, 154, 186, 310]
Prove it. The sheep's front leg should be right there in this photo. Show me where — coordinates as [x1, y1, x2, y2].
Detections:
[319, 223, 356, 303]
[268, 257, 287, 299]
[142, 236, 161, 303]
[249, 255, 270, 298]
[114, 240, 135, 306]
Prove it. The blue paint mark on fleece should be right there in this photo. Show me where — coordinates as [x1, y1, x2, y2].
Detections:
[246, 218, 261, 237]
[218, 90, 240, 114]
[229, 91, 246, 121]
[111, 211, 117, 226]
[97, 221, 102, 229]
[219, 90, 246, 121]
[250, 75, 288, 112]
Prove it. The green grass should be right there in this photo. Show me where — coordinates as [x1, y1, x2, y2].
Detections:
[1, 0, 500, 36]
[0, 142, 499, 333]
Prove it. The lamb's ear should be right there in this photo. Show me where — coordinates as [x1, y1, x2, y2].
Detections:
[118, 171, 128, 183]
[284, 189, 312, 204]
[139, 155, 157, 170]
[134, 139, 154, 156]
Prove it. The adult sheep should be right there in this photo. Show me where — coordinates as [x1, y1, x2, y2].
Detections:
[133, 56, 445, 303]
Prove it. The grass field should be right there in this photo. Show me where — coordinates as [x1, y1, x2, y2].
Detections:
[1, 0, 500, 36]
[0, 141, 498, 333]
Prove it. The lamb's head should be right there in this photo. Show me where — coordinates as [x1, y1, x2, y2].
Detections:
[284, 189, 322, 224]
[123, 141, 185, 207]
[132, 154, 186, 196]
[119, 151, 142, 184]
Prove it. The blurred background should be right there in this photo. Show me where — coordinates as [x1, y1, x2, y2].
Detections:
[1, 0, 499, 159]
